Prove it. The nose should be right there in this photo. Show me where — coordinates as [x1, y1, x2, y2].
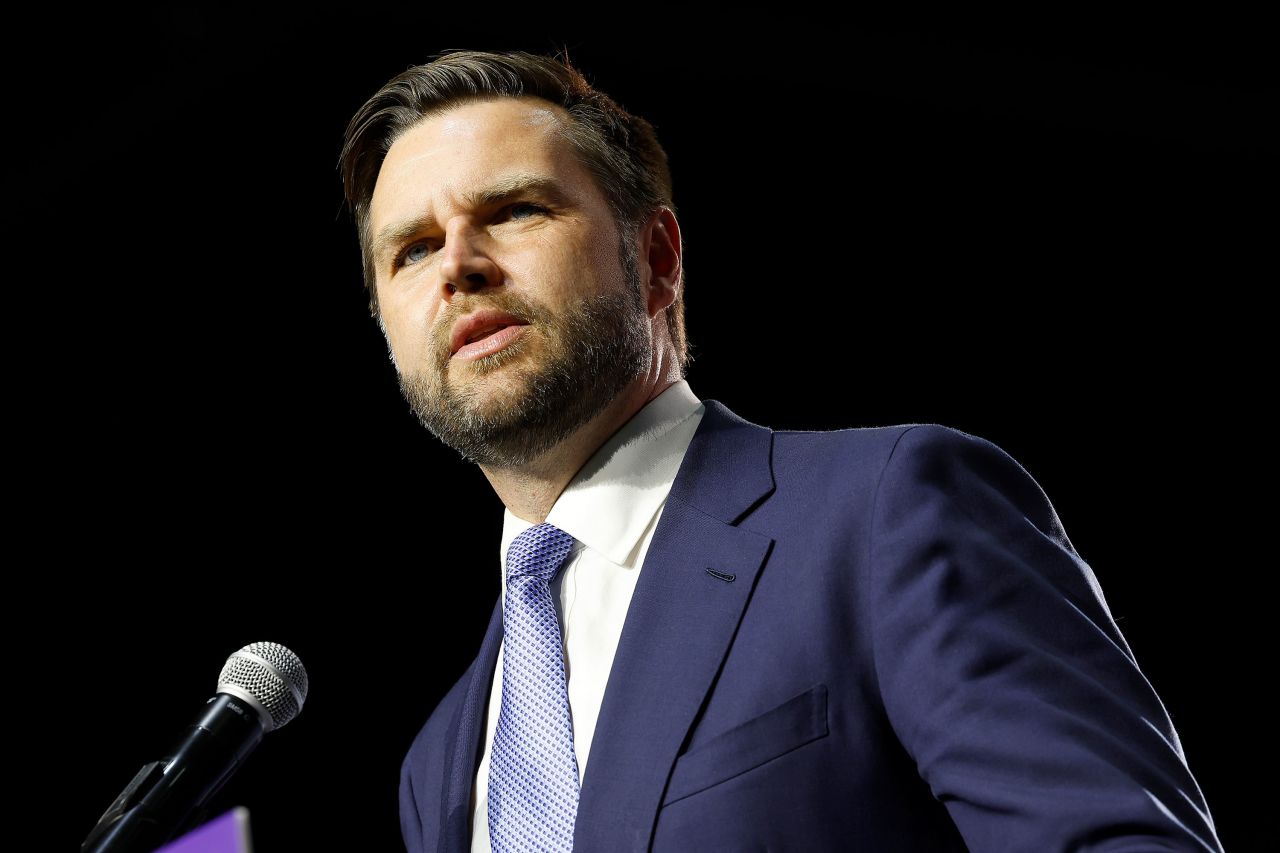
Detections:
[438, 219, 501, 300]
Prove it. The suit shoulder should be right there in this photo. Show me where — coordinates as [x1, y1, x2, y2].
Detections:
[876, 423, 1046, 502]
[768, 422, 1052, 525]
[770, 421, 987, 473]
[773, 422, 1033, 480]
[772, 420, 976, 446]
[872, 423, 1076, 558]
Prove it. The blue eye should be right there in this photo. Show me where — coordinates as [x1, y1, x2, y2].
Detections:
[509, 202, 546, 219]
[403, 242, 432, 266]
[395, 204, 546, 270]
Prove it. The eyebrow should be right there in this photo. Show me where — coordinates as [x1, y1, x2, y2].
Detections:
[371, 174, 571, 266]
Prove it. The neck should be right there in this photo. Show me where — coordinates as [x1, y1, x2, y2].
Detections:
[479, 375, 679, 523]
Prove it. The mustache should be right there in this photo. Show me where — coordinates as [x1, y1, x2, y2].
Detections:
[430, 293, 546, 364]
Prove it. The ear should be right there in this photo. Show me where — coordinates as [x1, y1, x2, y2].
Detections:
[638, 207, 682, 319]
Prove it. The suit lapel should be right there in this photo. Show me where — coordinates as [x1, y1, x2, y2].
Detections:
[439, 597, 503, 853]
[572, 400, 776, 851]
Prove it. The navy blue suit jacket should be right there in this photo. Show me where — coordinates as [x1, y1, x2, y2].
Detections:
[400, 400, 1221, 852]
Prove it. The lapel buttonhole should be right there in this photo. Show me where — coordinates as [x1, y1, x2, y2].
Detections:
[705, 568, 736, 583]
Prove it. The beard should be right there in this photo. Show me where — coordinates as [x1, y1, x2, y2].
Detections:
[395, 247, 652, 469]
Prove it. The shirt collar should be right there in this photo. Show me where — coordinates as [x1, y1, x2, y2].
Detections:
[500, 380, 704, 573]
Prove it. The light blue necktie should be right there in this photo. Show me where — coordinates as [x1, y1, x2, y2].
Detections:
[488, 522, 581, 852]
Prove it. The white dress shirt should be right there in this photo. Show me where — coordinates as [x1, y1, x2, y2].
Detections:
[470, 380, 705, 852]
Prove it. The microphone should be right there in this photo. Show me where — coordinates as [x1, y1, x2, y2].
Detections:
[81, 642, 309, 853]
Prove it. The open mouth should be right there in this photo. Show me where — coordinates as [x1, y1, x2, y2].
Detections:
[465, 324, 510, 345]
[450, 310, 531, 359]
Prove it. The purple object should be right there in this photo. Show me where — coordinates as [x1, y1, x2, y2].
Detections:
[154, 807, 253, 853]
[488, 522, 580, 852]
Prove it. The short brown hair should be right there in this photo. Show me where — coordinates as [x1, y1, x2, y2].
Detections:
[339, 49, 688, 374]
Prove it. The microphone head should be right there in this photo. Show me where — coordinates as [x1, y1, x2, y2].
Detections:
[216, 642, 309, 732]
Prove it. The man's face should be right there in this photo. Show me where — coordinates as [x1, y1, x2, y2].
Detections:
[368, 96, 653, 467]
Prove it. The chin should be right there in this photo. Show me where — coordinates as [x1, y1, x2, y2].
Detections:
[454, 373, 540, 417]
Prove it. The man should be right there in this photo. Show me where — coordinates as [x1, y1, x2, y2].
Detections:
[340, 50, 1222, 852]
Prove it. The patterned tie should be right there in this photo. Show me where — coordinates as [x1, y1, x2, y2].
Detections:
[488, 522, 580, 852]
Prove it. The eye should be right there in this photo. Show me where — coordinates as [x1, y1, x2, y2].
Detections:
[397, 240, 436, 269]
[507, 202, 547, 220]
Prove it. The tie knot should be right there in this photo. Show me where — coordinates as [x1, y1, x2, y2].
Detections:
[505, 522, 575, 583]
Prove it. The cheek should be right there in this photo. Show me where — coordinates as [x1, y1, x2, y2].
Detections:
[581, 226, 628, 294]
[524, 232, 617, 300]
[378, 276, 442, 361]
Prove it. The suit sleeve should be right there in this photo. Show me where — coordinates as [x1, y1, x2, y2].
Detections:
[867, 424, 1222, 852]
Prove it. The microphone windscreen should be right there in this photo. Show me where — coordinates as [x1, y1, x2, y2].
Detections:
[216, 642, 309, 732]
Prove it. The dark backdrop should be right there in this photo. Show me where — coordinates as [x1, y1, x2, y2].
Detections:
[16, 11, 1266, 852]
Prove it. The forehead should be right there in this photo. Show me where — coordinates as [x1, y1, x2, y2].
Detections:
[370, 96, 591, 229]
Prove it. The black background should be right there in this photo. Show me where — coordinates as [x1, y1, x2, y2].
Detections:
[16, 10, 1268, 852]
